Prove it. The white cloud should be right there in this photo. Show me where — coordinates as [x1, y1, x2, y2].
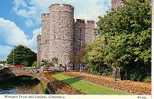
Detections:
[0, 0, 111, 60]
[13, 0, 111, 27]
[0, 18, 40, 60]
[0, 45, 12, 61]
[0, 0, 112, 60]
[0, 18, 28, 46]
[28, 28, 41, 52]
[13, 0, 53, 28]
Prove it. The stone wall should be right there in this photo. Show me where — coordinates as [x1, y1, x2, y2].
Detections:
[37, 4, 96, 67]
[40, 13, 50, 62]
[37, 34, 41, 66]
[48, 4, 74, 65]
[112, 0, 123, 9]
[73, 19, 85, 65]
[85, 20, 96, 45]
[73, 19, 96, 65]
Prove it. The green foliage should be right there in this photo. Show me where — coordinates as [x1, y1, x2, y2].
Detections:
[0, 61, 6, 64]
[85, 0, 151, 81]
[53, 73, 128, 94]
[97, 0, 151, 35]
[41, 59, 54, 67]
[143, 76, 151, 83]
[7, 45, 37, 67]
[41, 59, 48, 66]
[84, 36, 112, 75]
[32, 61, 37, 67]
[52, 57, 59, 66]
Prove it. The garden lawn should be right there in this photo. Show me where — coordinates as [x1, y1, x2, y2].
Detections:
[53, 73, 128, 95]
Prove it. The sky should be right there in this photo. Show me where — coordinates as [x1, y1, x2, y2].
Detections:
[0, 0, 111, 61]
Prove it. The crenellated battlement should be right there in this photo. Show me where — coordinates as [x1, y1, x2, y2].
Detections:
[49, 4, 74, 9]
[49, 3, 74, 13]
[74, 19, 95, 30]
[86, 21, 95, 29]
[87, 20, 95, 24]
[37, 34, 41, 41]
[112, 0, 124, 9]
[41, 13, 50, 17]
[75, 19, 95, 25]
[41, 13, 50, 22]
[75, 19, 85, 23]
[38, 4, 96, 66]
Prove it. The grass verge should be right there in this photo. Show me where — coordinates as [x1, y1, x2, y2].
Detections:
[53, 73, 129, 95]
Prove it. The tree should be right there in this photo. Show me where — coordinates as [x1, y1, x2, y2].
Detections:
[85, 0, 151, 81]
[41, 59, 55, 67]
[98, 0, 151, 35]
[0, 61, 6, 64]
[84, 36, 112, 75]
[52, 57, 58, 66]
[7, 45, 37, 67]
[32, 61, 37, 67]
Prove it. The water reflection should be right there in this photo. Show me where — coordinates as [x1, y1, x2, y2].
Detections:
[0, 88, 16, 94]
[16, 83, 44, 94]
[0, 75, 44, 94]
[0, 83, 44, 94]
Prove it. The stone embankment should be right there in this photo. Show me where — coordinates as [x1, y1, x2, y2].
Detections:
[39, 72, 82, 94]
[0, 68, 40, 89]
[0, 68, 15, 82]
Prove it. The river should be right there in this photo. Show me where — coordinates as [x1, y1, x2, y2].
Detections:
[0, 82, 45, 94]
[0, 67, 49, 94]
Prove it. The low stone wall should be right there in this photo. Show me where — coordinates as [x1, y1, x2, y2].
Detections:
[38, 72, 83, 94]
[47, 80, 82, 94]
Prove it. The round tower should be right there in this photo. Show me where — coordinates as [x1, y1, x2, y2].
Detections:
[85, 20, 96, 45]
[41, 13, 50, 60]
[48, 4, 74, 65]
[37, 34, 41, 66]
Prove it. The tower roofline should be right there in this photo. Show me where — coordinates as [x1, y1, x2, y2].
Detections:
[87, 20, 95, 24]
[74, 18, 95, 24]
[41, 13, 50, 17]
[75, 19, 85, 23]
[49, 3, 74, 9]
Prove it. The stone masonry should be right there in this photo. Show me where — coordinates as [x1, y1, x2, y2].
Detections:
[37, 4, 96, 66]
[112, 0, 124, 9]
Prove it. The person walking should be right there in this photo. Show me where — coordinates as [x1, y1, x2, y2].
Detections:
[79, 63, 83, 72]
[112, 67, 117, 81]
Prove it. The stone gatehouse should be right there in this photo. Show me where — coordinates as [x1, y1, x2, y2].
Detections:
[37, 4, 96, 67]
